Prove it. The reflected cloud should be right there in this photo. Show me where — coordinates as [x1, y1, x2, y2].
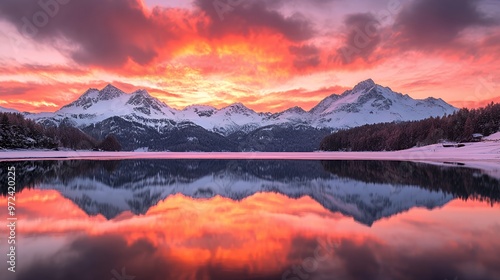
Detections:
[12, 204, 500, 280]
[1, 160, 500, 279]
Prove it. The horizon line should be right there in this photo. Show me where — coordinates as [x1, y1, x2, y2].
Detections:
[1, 79, 470, 114]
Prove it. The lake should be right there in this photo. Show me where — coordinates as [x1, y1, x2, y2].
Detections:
[1, 159, 500, 280]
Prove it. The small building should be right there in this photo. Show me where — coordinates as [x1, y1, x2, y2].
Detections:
[472, 133, 484, 142]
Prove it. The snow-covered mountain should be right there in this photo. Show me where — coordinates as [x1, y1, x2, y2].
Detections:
[0, 80, 458, 151]
[33, 84, 179, 131]
[176, 78, 456, 132]
[0, 106, 20, 114]
[17, 79, 456, 135]
[178, 103, 267, 135]
[309, 79, 456, 129]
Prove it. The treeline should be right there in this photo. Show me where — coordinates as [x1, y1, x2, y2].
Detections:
[0, 112, 121, 151]
[320, 102, 500, 151]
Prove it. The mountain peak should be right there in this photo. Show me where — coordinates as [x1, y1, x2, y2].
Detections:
[352, 79, 376, 92]
[224, 102, 250, 111]
[101, 84, 121, 93]
[283, 106, 306, 114]
[126, 89, 171, 115]
[220, 102, 256, 116]
[131, 89, 149, 96]
[229, 102, 246, 108]
[98, 84, 125, 100]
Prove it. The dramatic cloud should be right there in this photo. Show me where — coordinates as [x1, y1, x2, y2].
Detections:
[0, 0, 176, 67]
[0, 80, 96, 112]
[0, 0, 318, 72]
[230, 85, 350, 112]
[0, 82, 33, 96]
[194, 0, 316, 42]
[334, 13, 382, 65]
[0, 63, 88, 76]
[17, 234, 285, 280]
[480, 31, 500, 55]
[394, 0, 496, 49]
[18, 235, 176, 280]
[289, 44, 321, 69]
[19, 233, 500, 280]
[0, 0, 498, 111]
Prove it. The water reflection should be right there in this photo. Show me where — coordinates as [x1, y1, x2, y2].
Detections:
[1, 160, 499, 224]
[0, 160, 499, 280]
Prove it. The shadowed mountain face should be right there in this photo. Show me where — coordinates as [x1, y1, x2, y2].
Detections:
[1, 160, 498, 226]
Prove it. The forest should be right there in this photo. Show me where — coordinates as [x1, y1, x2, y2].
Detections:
[0, 112, 121, 151]
[320, 102, 500, 151]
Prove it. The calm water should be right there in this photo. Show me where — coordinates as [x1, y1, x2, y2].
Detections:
[1, 159, 500, 280]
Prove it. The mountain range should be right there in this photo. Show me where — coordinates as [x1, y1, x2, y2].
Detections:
[1, 79, 458, 151]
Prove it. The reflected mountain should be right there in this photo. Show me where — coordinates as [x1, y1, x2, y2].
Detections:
[321, 161, 500, 203]
[1, 160, 499, 226]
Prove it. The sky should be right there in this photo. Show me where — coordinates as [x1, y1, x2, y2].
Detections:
[0, 0, 499, 113]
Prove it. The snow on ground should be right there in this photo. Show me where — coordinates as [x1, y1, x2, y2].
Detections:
[1, 144, 499, 177]
[1, 140, 499, 162]
[484, 132, 500, 141]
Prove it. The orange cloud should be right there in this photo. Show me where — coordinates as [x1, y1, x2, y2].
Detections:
[450, 96, 500, 109]
[235, 85, 350, 112]
[0, 0, 499, 113]
[0, 81, 99, 112]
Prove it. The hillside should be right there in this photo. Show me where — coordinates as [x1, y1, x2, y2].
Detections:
[0, 112, 120, 151]
[320, 103, 500, 152]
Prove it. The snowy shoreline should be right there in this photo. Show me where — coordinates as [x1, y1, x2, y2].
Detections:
[1, 141, 499, 161]
[1, 133, 499, 162]
[2, 140, 500, 179]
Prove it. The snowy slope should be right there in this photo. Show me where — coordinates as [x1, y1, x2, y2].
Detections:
[30, 85, 178, 129]
[0, 106, 20, 113]
[177, 103, 265, 135]
[484, 132, 500, 141]
[310, 79, 456, 129]
[20, 79, 457, 135]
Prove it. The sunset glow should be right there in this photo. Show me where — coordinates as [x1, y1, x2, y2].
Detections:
[0, 0, 499, 112]
[2, 189, 500, 279]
